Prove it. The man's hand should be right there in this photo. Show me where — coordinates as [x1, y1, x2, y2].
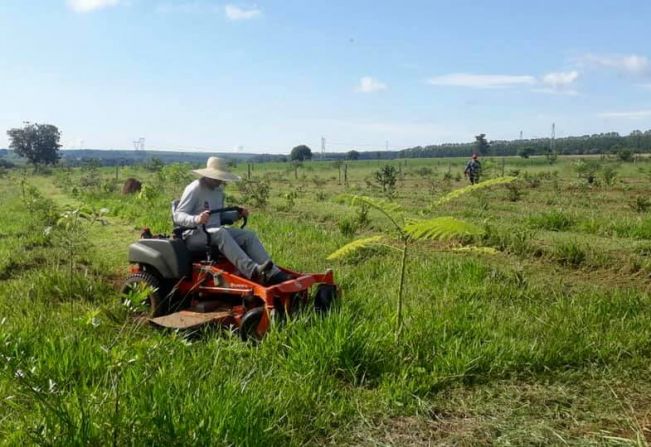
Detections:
[195, 210, 210, 225]
[239, 208, 250, 218]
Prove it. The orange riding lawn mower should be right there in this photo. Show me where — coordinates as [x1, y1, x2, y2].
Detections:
[121, 205, 338, 341]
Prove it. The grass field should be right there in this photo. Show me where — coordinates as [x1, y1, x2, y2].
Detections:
[1, 155, 651, 445]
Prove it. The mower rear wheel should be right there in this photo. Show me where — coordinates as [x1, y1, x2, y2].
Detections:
[240, 307, 267, 342]
[314, 284, 337, 314]
[121, 272, 167, 317]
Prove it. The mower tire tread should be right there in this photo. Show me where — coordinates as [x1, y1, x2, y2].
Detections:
[121, 271, 168, 317]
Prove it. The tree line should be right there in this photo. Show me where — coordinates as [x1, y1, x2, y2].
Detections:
[5, 122, 651, 170]
[401, 130, 651, 159]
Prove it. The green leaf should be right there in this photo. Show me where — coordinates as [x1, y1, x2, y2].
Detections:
[404, 216, 483, 241]
[326, 235, 384, 260]
[433, 176, 516, 207]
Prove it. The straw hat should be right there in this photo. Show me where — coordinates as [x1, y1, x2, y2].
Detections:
[192, 157, 241, 182]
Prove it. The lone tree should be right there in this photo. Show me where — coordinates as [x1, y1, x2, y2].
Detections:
[347, 150, 360, 160]
[290, 145, 312, 161]
[474, 133, 490, 156]
[518, 147, 534, 159]
[7, 122, 61, 169]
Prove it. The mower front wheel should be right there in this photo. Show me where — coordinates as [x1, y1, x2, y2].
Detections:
[121, 272, 167, 317]
[314, 284, 337, 314]
[240, 307, 269, 342]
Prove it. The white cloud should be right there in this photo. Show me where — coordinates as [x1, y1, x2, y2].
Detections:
[427, 71, 580, 94]
[224, 4, 262, 20]
[427, 73, 536, 89]
[598, 110, 651, 119]
[541, 70, 579, 89]
[533, 70, 580, 95]
[579, 53, 650, 76]
[356, 76, 387, 93]
[68, 0, 119, 13]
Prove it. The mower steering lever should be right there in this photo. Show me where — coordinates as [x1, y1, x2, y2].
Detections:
[207, 206, 247, 229]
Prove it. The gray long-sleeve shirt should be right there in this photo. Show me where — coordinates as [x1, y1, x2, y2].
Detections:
[173, 180, 240, 230]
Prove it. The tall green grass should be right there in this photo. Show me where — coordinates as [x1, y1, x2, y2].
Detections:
[2, 160, 651, 444]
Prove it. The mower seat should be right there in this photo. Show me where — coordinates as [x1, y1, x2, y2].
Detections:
[171, 199, 225, 262]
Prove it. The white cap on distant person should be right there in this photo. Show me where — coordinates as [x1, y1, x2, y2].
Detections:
[192, 156, 241, 182]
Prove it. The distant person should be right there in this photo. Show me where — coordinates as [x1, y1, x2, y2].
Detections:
[464, 154, 482, 185]
[173, 156, 289, 285]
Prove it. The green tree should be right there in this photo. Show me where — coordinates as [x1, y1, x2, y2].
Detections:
[617, 148, 634, 162]
[518, 147, 533, 159]
[7, 122, 61, 169]
[290, 145, 313, 161]
[347, 150, 360, 160]
[474, 133, 490, 156]
[375, 165, 398, 194]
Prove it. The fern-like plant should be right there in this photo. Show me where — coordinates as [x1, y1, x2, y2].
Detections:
[328, 176, 515, 338]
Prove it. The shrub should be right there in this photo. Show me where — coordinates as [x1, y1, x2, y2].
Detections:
[617, 148, 634, 162]
[573, 159, 601, 184]
[602, 165, 618, 186]
[237, 179, 270, 208]
[375, 165, 398, 194]
[504, 182, 522, 202]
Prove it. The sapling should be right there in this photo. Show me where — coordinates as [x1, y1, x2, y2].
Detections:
[328, 176, 515, 339]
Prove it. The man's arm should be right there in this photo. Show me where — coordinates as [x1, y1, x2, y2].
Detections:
[173, 183, 201, 227]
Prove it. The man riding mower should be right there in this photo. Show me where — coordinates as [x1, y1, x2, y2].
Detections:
[122, 157, 337, 341]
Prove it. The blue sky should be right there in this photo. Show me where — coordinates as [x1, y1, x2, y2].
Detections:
[1, 0, 650, 153]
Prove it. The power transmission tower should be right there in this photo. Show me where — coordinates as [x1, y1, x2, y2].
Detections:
[321, 136, 326, 159]
[519, 130, 523, 140]
[133, 137, 145, 151]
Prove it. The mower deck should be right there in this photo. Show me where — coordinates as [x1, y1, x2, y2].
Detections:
[150, 310, 234, 330]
